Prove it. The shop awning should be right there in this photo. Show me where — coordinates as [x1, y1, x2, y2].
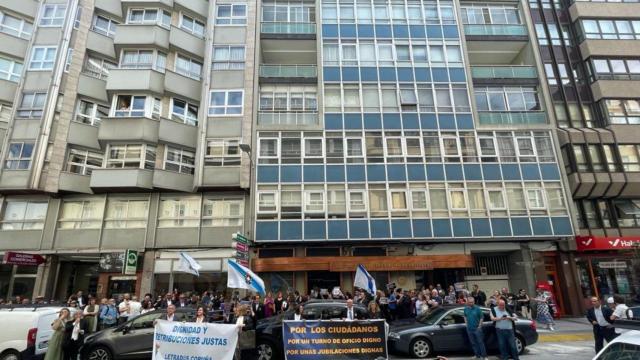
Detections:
[576, 236, 640, 251]
[251, 254, 473, 272]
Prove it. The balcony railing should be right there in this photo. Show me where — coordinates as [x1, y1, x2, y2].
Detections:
[464, 24, 528, 37]
[259, 65, 317, 78]
[258, 112, 318, 126]
[261, 22, 316, 35]
[471, 66, 538, 79]
[478, 111, 547, 125]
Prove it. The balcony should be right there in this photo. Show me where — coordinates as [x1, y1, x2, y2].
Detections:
[175, 0, 208, 17]
[152, 169, 194, 192]
[90, 168, 154, 191]
[158, 117, 198, 148]
[261, 22, 316, 39]
[259, 65, 317, 83]
[164, 70, 201, 102]
[97, 116, 160, 144]
[77, 73, 108, 103]
[3, 0, 39, 18]
[591, 80, 640, 101]
[0, 79, 18, 104]
[113, 24, 170, 52]
[0, 33, 28, 59]
[464, 24, 528, 42]
[478, 111, 547, 125]
[169, 26, 205, 59]
[120, 0, 174, 16]
[67, 121, 100, 149]
[58, 172, 93, 194]
[471, 66, 538, 85]
[87, 31, 116, 59]
[258, 112, 319, 127]
[105, 68, 165, 95]
[95, 0, 123, 18]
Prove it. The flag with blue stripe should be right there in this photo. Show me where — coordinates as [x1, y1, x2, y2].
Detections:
[354, 264, 377, 296]
[227, 259, 266, 296]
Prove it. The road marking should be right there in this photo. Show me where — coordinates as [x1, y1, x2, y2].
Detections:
[538, 332, 593, 342]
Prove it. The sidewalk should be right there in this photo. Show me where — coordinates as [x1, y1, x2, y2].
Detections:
[536, 317, 594, 343]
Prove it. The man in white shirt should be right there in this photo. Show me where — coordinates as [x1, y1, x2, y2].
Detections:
[345, 299, 356, 321]
[610, 295, 634, 334]
[118, 293, 131, 324]
[128, 295, 142, 319]
[586, 297, 615, 353]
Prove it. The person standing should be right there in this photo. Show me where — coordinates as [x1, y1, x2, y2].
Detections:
[533, 289, 555, 331]
[83, 298, 99, 333]
[251, 295, 264, 322]
[263, 292, 275, 318]
[274, 292, 284, 314]
[44, 308, 70, 360]
[344, 299, 359, 320]
[464, 297, 488, 360]
[388, 289, 397, 320]
[586, 297, 615, 353]
[610, 295, 634, 335]
[515, 289, 531, 320]
[99, 299, 118, 329]
[471, 285, 487, 307]
[193, 306, 208, 323]
[63, 311, 88, 360]
[288, 305, 304, 320]
[490, 299, 520, 360]
[118, 293, 131, 324]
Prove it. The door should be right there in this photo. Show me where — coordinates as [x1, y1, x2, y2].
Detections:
[115, 312, 164, 358]
[435, 309, 468, 351]
[544, 256, 565, 317]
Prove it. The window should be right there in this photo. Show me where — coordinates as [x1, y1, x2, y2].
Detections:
[573, 145, 589, 172]
[475, 86, 540, 112]
[390, 191, 408, 211]
[5, 142, 34, 170]
[487, 189, 506, 210]
[74, 7, 82, 29]
[602, 145, 619, 172]
[170, 98, 198, 125]
[449, 188, 467, 210]
[106, 144, 156, 169]
[1, 201, 47, 230]
[442, 136, 460, 162]
[0, 56, 23, 82]
[75, 99, 109, 126]
[619, 145, 640, 171]
[212, 46, 245, 70]
[40, 4, 66, 26]
[525, 187, 545, 209]
[203, 198, 244, 226]
[516, 137, 536, 162]
[411, 190, 428, 210]
[205, 139, 241, 166]
[478, 136, 498, 162]
[64, 48, 74, 72]
[164, 147, 195, 174]
[580, 19, 640, 40]
[348, 191, 367, 212]
[304, 138, 324, 159]
[83, 56, 116, 80]
[216, 4, 247, 25]
[91, 14, 118, 37]
[58, 200, 103, 229]
[209, 90, 243, 115]
[29, 47, 57, 70]
[158, 197, 200, 227]
[105, 199, 148, 228]
[589, 58, 640, 81]
[16, 92, 46, 118]
[604, 99, 640, 125]
[305, 191, 325, 213]
[120, 49, 166, 71]
[0, 11, 33, 39]
[113, 95, 160, 118]
[127, 8, 171, 28]
[180, 14, 205, 37]
[175, 54, 202, 80]
[258, 192, 278, 213]
[259, 138, 279, 160]
[65, 148, 103, 175]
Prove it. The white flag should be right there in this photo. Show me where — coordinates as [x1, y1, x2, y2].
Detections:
[227, 259, 265, 295]
[177, 252, 201, 276]
[354, 264, 377, 295]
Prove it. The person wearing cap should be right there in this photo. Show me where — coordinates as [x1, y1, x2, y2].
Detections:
[586, 297, 615, 353]
[606, 297, 616, 310]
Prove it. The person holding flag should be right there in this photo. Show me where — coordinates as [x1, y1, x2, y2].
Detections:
[354, 264, 377, 297]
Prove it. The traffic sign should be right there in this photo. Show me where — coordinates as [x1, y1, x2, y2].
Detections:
[234, 251, 249, 260]
[232, 233, 250, 244]
[236, 259, 249, 267]
[235, 242, 249, 252]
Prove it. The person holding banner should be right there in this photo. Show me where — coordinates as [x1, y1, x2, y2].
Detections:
[193, 306, 208, 323]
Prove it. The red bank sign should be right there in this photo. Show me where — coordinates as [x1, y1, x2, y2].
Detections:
[3, 252, 45, 266]
[576, 236, 640, 251]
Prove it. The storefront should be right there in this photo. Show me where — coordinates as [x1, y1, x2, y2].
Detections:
[574, 236, 640, 308]
[0, 252, 45, 301]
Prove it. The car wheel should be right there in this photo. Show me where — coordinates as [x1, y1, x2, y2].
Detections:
[515, 335, 525, 355]
[257, 340, 276, 360]
[87, 346, 113, 360]
[409, 337, 432, 359]
[0, 350, 20, 360]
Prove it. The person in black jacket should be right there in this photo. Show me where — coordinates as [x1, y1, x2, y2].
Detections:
[63, 311, 89, 360]
[586, 296, 616, 353]
[251, 295, 264, 322]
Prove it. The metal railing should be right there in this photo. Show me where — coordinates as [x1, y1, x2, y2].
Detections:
[261, 22, 316, 34]
[471, 66, 538, 79]
[258, 112, 318, 126]
[478, 111, 547, 125]
[259, 65, 317, 78]
[464, 24, 528, 36]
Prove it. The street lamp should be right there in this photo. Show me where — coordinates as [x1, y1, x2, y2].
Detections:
[239, 144, 252, 155]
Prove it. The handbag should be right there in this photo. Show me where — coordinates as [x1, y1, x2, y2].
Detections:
[238, 330, 256, 350]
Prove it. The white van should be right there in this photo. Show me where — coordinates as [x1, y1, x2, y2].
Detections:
[0, 306, 75, 360]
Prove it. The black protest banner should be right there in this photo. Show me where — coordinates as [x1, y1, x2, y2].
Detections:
[283, 320, 388, 360]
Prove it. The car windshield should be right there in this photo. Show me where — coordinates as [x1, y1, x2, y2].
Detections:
[416, 307, 447, 325]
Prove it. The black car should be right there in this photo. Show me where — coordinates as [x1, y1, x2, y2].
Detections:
[256, 300, 370, 360]
[81, 308, 223, 360]
[388, 306, 538, 358]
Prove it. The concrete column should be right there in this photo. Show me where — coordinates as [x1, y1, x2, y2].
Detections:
[558, 252, 584, 316]
[139, 250, 156, 296]
[39, 255, 60, 300]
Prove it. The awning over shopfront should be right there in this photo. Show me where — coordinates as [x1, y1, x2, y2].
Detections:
[576, 236, 640, 251]
[252, 254, 474, 272]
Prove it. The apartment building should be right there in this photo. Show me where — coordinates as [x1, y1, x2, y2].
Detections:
[0, 0, 254, 301]
[529, 0, 640, 311]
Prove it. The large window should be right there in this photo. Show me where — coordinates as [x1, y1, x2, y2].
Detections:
[580, 19, 640, 40]
[262, 4, 315, 23]
[212, 46, 245, 70]
[589, 58, 640, 81]
[203, 198, 244, 226]
[29, 47, 57, 71]
[158, 198, 200, 227]
[58, 200, 103, 229]
[16, 92, 46, 119]
[0, 11, 33, 39]
[0, 56, 23, 82]
[175, 54, 202, 80]
[112, 95, 161, 118]
[1, 201, 47, 230]
[179, 14, 205, 37]
[74, 99, 109, 125]
[91, 14, 118, 37]
[205, 139, 241, 166]
[66, 148, 103, 175]
[5, 142, 34, 170]
[170, 98, 198, 125]
[208, 90, 243, 115]
[40, 4, 67, 27]
[603, 99, 640, 125]
[618, 145, 640, 171]
[216, 4, 247, 25]
[120, 49, 166, 71]
[127, 8, 171, 28]
[259, 86, 318, 113]
[460, 5, 520, 25]
[475, 86, 541, 112]
[83, 56, 116, 80]
[105, 199, 148, 228]
[164, 147, 195, 174]
[106, 144, 156, 169]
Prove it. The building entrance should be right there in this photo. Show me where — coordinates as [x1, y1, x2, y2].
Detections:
[307, 271, 340, 295]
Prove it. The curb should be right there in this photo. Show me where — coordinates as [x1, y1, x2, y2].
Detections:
[538, 332, 593, 342]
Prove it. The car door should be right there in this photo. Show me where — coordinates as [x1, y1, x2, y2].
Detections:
[480, 309, 497, 351]
[434, 309, 468, 351]
[116, 312, 165, 359]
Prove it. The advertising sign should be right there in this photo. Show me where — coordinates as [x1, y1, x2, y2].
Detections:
[3, 252, 45, 266]
[153, 320, 238, 360]
[123, 249, 138, 275]
[576, 236, 640, 251]
[283, 320, 387, 360]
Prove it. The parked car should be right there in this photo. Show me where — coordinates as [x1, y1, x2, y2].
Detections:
[388, 305, 538, 359]
[81, 308, 223, 360]
[0, 305, 76, 360]
[256, 300, 370, 360]
[593, 330, 640, 360]
[628, 306, 640, 321]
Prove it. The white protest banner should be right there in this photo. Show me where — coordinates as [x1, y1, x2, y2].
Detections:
[153, 320, 238, 360]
